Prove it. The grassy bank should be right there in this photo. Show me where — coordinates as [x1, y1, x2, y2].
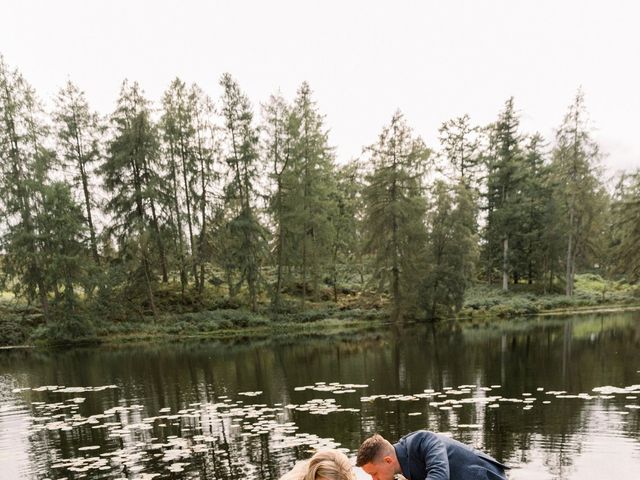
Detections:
[0, 274, 638, 348]
[460, 274, 640, 319]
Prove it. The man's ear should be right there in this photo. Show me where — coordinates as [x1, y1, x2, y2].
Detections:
[383, 456, 393, 465]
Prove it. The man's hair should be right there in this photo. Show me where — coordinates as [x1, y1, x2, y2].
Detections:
[356, 434, 394, 467]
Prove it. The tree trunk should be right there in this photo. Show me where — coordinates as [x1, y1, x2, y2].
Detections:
[170, 147, 188, 294]
[566, 209, 574, 296]
[197, 150, 207, 296]
[180, 140, 199, 287]
[79, 163, 99, 265]
[502, 236, 509, 291]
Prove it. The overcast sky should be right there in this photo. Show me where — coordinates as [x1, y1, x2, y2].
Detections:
[2, 0, 639, 176]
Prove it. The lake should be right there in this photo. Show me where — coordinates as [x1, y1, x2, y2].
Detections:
[1, 311, 639, 479]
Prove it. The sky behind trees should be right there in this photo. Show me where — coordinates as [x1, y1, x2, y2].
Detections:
[2, 0, 639, 175]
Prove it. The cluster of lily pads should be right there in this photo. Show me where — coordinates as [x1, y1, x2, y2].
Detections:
[9, 379, 638, 479]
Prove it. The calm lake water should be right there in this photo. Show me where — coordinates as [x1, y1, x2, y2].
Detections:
[1, 311, 639, 480]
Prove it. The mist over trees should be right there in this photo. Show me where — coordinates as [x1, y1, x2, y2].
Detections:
[0, 54, 637, 327]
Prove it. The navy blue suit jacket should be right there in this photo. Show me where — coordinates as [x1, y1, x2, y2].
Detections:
[393, 431, 508, 480]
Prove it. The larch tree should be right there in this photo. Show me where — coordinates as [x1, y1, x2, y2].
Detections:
[262, 92, 293, 310]
[160, 77, 196, 293]
[287, 82, 337, 307]
[53, 80, 103, 266]
[363, 110, 430, 321]
[0, 56, 54, 320]
[219, 73, 267, 311]
[190, 83, 220, 296]
[101, 80, 165, 317]
[438, 114, 481, 188]
[551, 90, 603, 296]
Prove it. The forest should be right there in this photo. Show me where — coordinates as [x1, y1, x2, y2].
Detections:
[1, 54, 639, 344]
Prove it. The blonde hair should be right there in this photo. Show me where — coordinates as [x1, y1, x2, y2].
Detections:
[281, 450, 355, 480]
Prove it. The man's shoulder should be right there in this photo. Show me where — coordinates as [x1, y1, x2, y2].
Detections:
[396, 430, 440, 449]
[399, 430, 438, 441]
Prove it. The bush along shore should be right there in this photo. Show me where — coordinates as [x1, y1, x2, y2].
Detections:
[0, 274, 638, 348]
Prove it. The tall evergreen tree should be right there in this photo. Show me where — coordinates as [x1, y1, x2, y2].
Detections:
[262, 93, 293, 310]
[219, 73, 267, 311]
[515, 133, 550, 285]
[190, 84, 220, 295]
[0, 56, 54, 320]
[422, 181, 477, 319]
[363, 111, 430, 321]
[288, 82, 337, 306]
[551, 90, 603, 296]
[160, 78, 196, 293]
[101, 80, 165, 316]
[53, 80, 103, 265]
[482, 98, 526, 291]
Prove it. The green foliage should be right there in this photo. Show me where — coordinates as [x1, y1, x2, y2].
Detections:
[0, 55, 638, 346]
[421, 181, 478, 319]
[609, 170, 640, 282]
[53, 80, 103, 264]
[551, 89, 605, 296]
[31, 314, 98, 345]
[264, 84, 338, 308]
[218, 74, 268, 311]
[438, 114, 481, 187]
[461, 274, 638, 319]
[0, 55, 54, 316]
[481, 97, 527, 290]
[363, 111, 431, 321]
[0, 312, 31, 346]
[101, 80, 167, 316]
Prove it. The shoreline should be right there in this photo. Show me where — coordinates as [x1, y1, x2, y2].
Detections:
[2, 300, 639, 350]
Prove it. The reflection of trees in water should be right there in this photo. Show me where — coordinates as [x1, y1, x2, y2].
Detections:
[3, 311, 640, 479]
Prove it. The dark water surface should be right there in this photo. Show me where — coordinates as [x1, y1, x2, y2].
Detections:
[1, 311, 639, 479]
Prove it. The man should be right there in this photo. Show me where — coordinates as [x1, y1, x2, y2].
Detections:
[356, 431, 508, 480]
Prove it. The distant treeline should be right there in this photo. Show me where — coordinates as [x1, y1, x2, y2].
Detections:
[0, 54, 638, 329]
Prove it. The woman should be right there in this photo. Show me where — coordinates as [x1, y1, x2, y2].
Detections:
[280, 450, 356, 480]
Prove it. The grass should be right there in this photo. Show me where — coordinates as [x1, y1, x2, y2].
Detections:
[0, 273, 638, 347]
[460, 274, 640, 320]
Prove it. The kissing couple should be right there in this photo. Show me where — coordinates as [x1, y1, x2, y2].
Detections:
[281, 430, 508, 480]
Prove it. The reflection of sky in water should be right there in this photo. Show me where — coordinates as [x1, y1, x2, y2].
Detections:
[0, 312, 638, 479]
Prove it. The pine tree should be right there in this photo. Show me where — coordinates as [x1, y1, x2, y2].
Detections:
[288, 82, 337, 306]
[0, 55, 54, 320]
[551, 90, 603, 296]
[262, 92, 293, 310]
[190, 84, 220, 295]
[422, 181, 477, 319]
[160, 78, 196, 293]
[515, 133, 550, 285]
[53, 80, 103, 265]
[482, 98, 527, 291]
[363, 111, 430, 321]
[219, 74, 267, 311]
[101, 80, 165, 316]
